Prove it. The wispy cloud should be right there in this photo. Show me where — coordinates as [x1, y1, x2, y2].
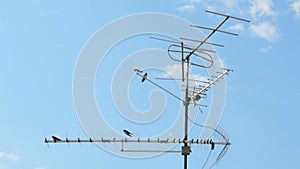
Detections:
[187, 0, 201, 3]
[247, 0, 280, 43]
[0, 152, 20, 169]
[177, 0, 242, 14]
[177, 4, 195, 12]
[223, 0, 239, 11]
[176, 0, 202, 12]
[228, 23, 245, 32]
[177, 0, 276, 18]
[6, 153, 19, 161]
[250, 0, 276, 19]
[260, 45, 272, 52]
[0, 163, 6, 169]
[290, 0, 300, 18]
[206, 5, 217, 12]
[176, 0, 281, 43]
[0, 152, 5, 158]
[35, 167, 45, 169]
[0, 152, 19, 161]
[249, 21, 279, 41]
[164, 64, 207, 86]
[165, 64, 182, 78]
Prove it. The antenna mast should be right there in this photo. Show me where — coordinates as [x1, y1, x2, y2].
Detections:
[45, 10, 250, 169]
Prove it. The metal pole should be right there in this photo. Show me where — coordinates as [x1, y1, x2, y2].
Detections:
[184, 54, 190, 169]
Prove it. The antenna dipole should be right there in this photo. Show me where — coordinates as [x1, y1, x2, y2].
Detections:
[45, 10, 250, 169]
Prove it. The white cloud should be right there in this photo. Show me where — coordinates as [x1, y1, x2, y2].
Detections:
[214, 58, 226, 68]
[177, 0, 244, 14]
[224, 0, 238, 10]
[188, 0, 201, 3]
[177, 4, 195, 11]
[165, 64, 182, 78]
[190, 73, 207, 82]
[0, 152, 5, 158]
[260, 45, 272, 52]
[0, 152, 19, 161]
[290, 0, 300, 18]
[0, 163, 6, 169]
[228, 23, 245, 31]
[0, 153, 20, 169]
[206, 5, 217, 12]
[250, 0, 276, 19]
[249, 21, 279, 41]
[165, 64, 207, 86]
[35, 167, 45, 169]
[6, 153, 19, 161]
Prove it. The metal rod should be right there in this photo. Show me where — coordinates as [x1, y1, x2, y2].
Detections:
[151, 36, 217, 52]
[184, 155, 188, 169]
[170, 43, 216, 54]
[181, 44, 216, 53]
[180, 37, 224, 47]
[181, 42, 185, 82]
[136, 73, 184, 102]
[168, 50, 191, 53]
[155, 77, 209, 83]
[205, 10, 251, 22]
[150, 36, 181, 44]
[184, 56, 190, 169]
[121, 149, 181, 153]
[190, 25, 238, 36]
[45, 138, 230, 145]
[168, 49, 216, 53]
[167, 44, 214, 69]
[185, 16, 230, 60]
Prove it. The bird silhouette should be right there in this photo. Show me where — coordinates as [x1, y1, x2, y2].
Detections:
[141, 73, 147, 82]
[134, 69, 143, 73]
[52, 136, 61, 143]
[123, 129, 133, 137]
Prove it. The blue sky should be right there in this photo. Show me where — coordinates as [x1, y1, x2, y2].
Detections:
[0, 0, 300, 169]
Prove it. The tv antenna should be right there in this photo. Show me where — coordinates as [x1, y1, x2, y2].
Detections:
[45, 10, 250, 169]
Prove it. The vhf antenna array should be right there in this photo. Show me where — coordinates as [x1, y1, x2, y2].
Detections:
[45, 10, 250, 169]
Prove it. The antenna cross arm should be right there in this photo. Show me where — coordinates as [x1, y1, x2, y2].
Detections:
[205, 10, 251, 22]
[44, 137, 230, 146]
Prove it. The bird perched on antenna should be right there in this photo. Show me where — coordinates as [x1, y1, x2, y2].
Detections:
[52, 136, 61, 142]
[123, 129, 133, 137]
[141, 73, 147, 82]
[134, 69, 143, 73]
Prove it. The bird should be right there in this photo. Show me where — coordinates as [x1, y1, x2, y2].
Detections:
[134, 69, 143, 73]
[52, 136, 62, 142]
[211, 142, 215, 150]
[141, 73, 147, 82]
[123, 129, 133, 137]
